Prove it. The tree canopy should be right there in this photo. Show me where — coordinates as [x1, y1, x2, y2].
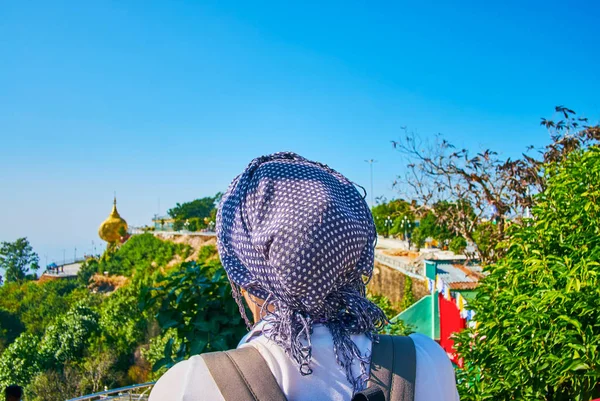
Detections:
[455, 146, 600, 400]
[371, 199, 414, 237]
[0, 238, 39, 283]
[168, 195, 220, 220]
[393, 107, 600, 264]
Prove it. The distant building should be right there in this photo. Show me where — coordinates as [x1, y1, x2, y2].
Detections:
[152, 214, 175, 231]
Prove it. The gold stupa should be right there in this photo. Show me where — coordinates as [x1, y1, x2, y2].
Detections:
[99, 197, 128, 243]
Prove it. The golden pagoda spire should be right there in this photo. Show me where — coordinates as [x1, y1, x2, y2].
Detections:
[99, 195, 128, 243]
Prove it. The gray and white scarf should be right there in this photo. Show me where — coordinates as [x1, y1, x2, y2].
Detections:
[216, 152, 386, 392]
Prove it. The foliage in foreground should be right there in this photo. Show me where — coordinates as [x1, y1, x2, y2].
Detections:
[142, 259, 247, 372]
[368, 293, 414, 337]
[455, 147, 600, 400]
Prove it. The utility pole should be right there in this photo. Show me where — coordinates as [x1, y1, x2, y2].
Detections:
[364, 159, 377, 208]
[63, 249, 66, 266]
[74, 247, 77, 261]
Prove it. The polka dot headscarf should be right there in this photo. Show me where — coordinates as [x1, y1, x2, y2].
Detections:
[216, 152, 386, 392]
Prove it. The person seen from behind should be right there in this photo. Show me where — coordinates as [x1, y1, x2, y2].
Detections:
[5, 385, 22, 401]
[150, 152, 459, 400]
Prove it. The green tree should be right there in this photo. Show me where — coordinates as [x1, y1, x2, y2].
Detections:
[78, 258, 99, 285]
[40, 301, 100, 366]
[0, 333, 43, 389]
[411, 209, 465, 250]
[172, 220, 184, 231]
[448, 236, 467, 255]
[0, 309, 24, 352]
[140, 329, 181, 379]
[167, 196, 218, 221]
[78, 348, 118, 394]
[27, 367, 82, 401]
[21, 281, 86, 336]
[0, 238, 39, 283]
[393, 107, 599, 264]
[142, 256, 247, 372]
[383, 319, 414, 336]
[455, 147, 600, 400]
[0, 280, 85, 337]
[368, 293, 414, 336]
[99, 285, 146, 356]
[371, 199, 413, 235]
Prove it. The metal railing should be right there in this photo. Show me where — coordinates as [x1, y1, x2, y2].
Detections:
[66, 382, 155, 401]
[48, 256, 87, 267]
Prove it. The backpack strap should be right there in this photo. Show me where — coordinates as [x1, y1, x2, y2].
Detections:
[353, 335, 417, 401]
[201, 346, 288, 401]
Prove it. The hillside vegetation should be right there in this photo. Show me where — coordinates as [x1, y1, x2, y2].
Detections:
[0, 233, 243, 400]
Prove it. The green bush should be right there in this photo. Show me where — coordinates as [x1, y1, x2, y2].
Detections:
[383, 319, 414, 336]
[100, 234, 187, 276]
[401, 277, 415, 311]
[26, 367, 81, 401]
[0, 309, 25, 352]
[368, 293, 399, 319]
[369, 293, 414, 336]
[78, 259, 99, 284]
[0, 280, 85, 338]
[455, 147, 600, 401]
[0, 333, 42, 389]
[99, 285, 146, 357]
[142, 258, 247, 372]
[411, 227, 425, 248]
[40, 301, 100, 366]
[140, 329, 181, 379]
[449, 236, 467, 255]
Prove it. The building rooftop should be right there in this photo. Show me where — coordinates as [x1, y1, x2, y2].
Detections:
[435, 261, 484, 290]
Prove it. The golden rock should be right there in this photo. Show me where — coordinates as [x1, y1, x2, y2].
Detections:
[99, 197, 128, 243]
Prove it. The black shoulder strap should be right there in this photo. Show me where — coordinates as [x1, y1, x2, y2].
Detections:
[201, 346, 288, 401]
[353, 335, 417, 401]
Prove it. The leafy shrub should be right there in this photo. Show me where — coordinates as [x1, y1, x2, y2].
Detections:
[143, 258, 247, 371]
[40, 301, 100, 366]
[449, 236, 467, 255]
[78, 259, 99, 285]
[99, 285, 146, 356]
[455, 147, 600, 401]
[383, 319, 414, 336]
[27, 367, 82, 401]
[0, 280, 85, 337]
[140, 329, 181, 379]
[368, 293, 399, 319]
[0, 309, 25, 352]
[100, 234, 187, 276]
[0, 333, 42, 389]
[368, 293, 414, 336]
[400, 277, 415, 311]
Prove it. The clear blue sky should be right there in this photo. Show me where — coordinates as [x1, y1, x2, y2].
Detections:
[1, 0, 599, 264]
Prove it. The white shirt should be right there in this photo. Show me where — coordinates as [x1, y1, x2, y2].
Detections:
[150, 322, 460, 401]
